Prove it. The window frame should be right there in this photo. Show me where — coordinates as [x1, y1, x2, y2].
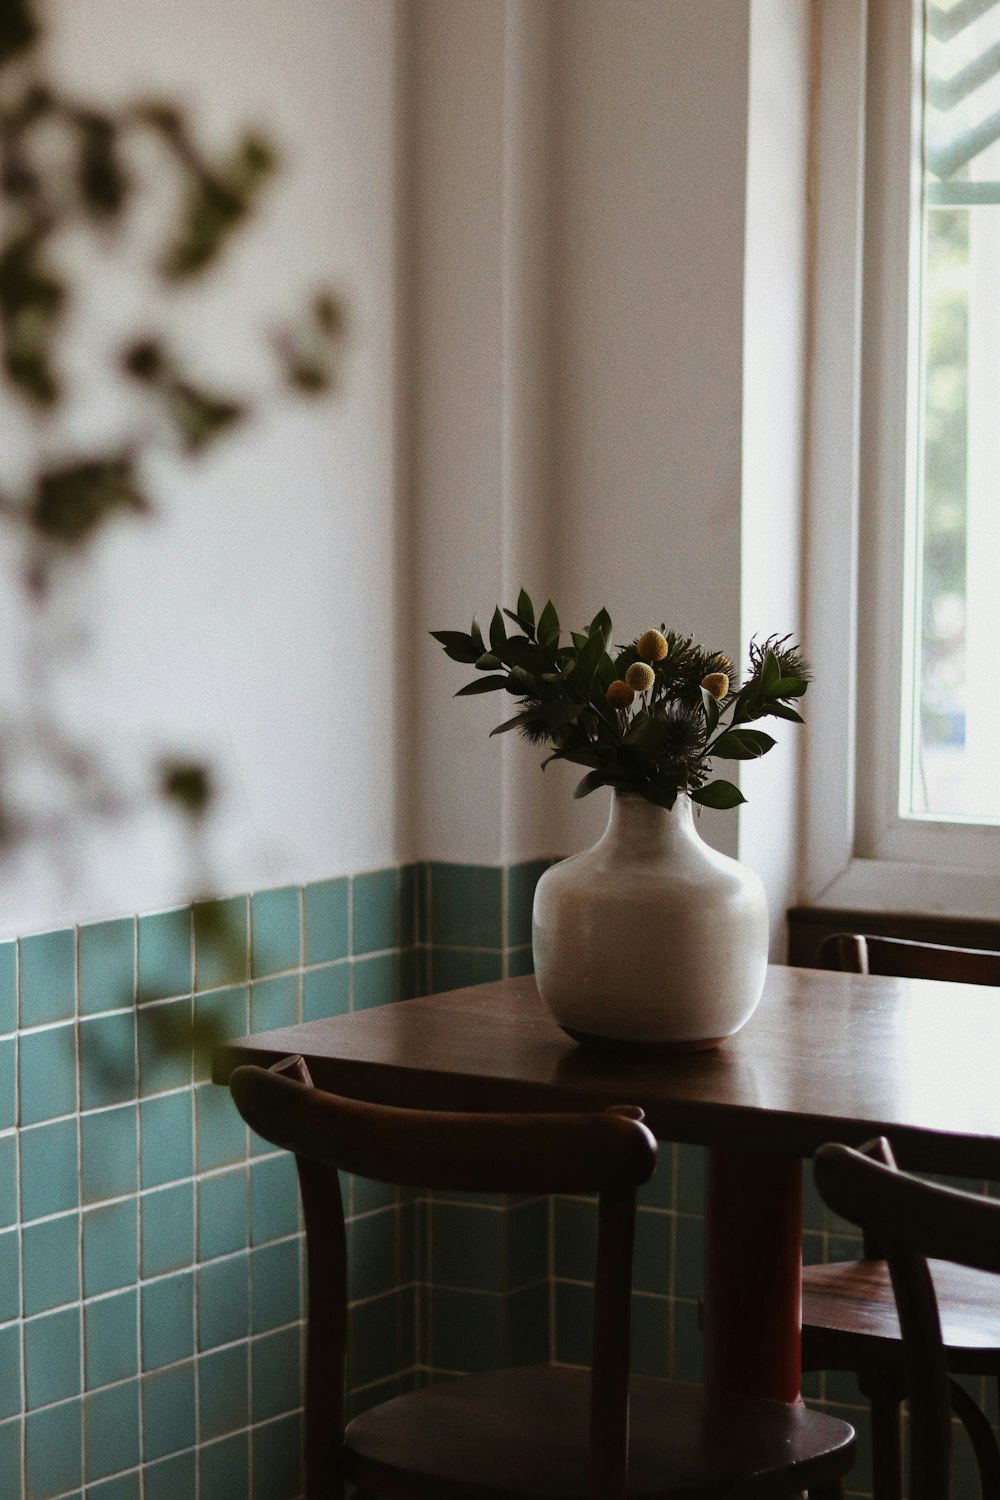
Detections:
[803, 0, 1000, 918]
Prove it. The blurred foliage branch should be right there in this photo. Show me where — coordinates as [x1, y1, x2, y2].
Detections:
[0, 0, 345, 1050]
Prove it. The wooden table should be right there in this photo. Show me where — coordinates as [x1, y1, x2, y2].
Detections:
[213, 965, 1000, 1404]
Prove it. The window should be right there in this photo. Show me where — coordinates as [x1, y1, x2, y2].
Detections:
[804, 0, 1000, 911]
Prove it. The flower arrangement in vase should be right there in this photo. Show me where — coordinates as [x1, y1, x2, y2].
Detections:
[432, 594, 810, 1051]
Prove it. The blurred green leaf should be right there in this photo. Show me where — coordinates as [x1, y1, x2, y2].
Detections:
[517, 588, 534, 627]
[77, 113, 128, 218]
[30, 456, 149, 544]
[167, 379, 244, 452]
[573, 769, 606, 799]
[455, 675, 509, 696]
[537, 599, 559, 649]
[162, 134, 277, 280]
[489, 606, 507, 655]
[160, 759, 213, 816]
[0, 0, 39, 65]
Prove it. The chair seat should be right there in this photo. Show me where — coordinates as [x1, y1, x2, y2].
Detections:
[344, 1364, 854, 1499]
[802, 1257, 1000, 1372]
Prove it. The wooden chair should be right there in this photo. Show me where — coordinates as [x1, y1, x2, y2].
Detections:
[803, 933, 1000, 1500]
[230, 1054, 855, 1500]
[814, 1136, 1000, 1500]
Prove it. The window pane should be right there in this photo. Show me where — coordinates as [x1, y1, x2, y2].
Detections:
[908, 0, 1000, 819]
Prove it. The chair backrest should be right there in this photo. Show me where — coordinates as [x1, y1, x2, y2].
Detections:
[817, 931, 1000, 986]
[230, 1055, 657, 1500]
[814, 1136, 1000, 1500]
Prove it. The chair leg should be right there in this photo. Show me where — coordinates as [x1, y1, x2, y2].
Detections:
[858, 1374, 903, 1500]
[949, 1378, 1000, 1498]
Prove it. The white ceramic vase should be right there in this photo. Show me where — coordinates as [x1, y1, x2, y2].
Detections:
[532, 790, 769, 1050]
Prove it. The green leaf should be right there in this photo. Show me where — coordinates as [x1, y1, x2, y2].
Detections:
[594, 652, 616, 693]
[470, 617, 486, 654]
[711, 728, 776, 760]
[489, 606, 507, 655]
[765, 702, 805, 723]
[475, 652, 502, 670]
[700, 687, 720, 736]
[772, 676, 808, 698]
[503, 608, 536, 635]
[762, 648, 781, 693]
[571, 631, 588, 653]
[537, 599, 560, 649]
[455, 675, 510, 695]
[489, 711, 535, 737]
[573, 629, 606, 688]
[429, 630, 480, 664]
[690, 779, 747, 809]
[517, 589, 535, 627]
[541, 702, 582, 730]
[573, 769, 606, 799]
[589, 607, 613, 646]
[494, 637, 550, 673]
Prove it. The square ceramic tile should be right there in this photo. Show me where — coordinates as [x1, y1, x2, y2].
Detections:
[139, 1092, 193, 1188]
[348, 1209, 399, 1301]
[22, 1214, 79, 1315]
[351, 869, 397, 955]
[82, 1200, 137, 1298]
[250, 1155, 299, 1245]
[352, 953, 398, 1011]
[508, 1198, 548, 1288]
[0, 943, 15, 1034]
[78, 919, 134, 1017]
[81, 1104, 137, 1203]
[348, 1291, 401, 1391]
[140, 1182, 195, 1280]
[251, 1409, 302, 1500]
[84, 1289, 138, 1389]
[197, 1256, 249, 1350]
[506, 1282, 549, 1366]
[250, 1326, 300, 1422]
[0, 1134, 15, 1229]
[630, 1291, 670, 1377]
[197, 1168, 249, 1262]
[554, 1198, 596, 1282]
[137, 1000, 192, 1096]
[304, 878, 348, 965]
[25, 1398, 82, 1499]
[141, 1363, 196, 1462]
[137, 909, 192, 1003]
[194, 985, 248, 1082]
[430, 948, 502, 993]
[20, 1117, 79, 1221]
[302, 964, 349, 1022]
[0, 1039, 14, 1134]
[24, 1306, 81, 1409]
[633, 1209, 671, 1296]
[250, 974, 298, 1034]
[19, 1024, 76, 1125]
[0, 1323, 19, 1420]
[674, 1213, 704, 1300]
[199, 1343, 248, 1441]
[250, 1240, 301, 1333]
[194, 897, 249, 991]
[141, 1271, 195, 1371]
[429, 1287, 503, 1373]
[195, 1083, 248, 1172]
[553, 1280, 591, 1366]
[85, 1380, 141, 1483]
[505, 946, 535, 979]
[19, 928, 75, 1028]
[146, 1448, 197, 1500]
[200, 1430, 249, 1500]
[79, 1010, 138, 1110]
[429, 863, 502, 948]
[88, 1473, 141, 1500]
[0, 1230, 21, 1322]
[430, 1203, 503, 1293]
[0, 1417, 18, 1497]
[251, 887, 301, 977]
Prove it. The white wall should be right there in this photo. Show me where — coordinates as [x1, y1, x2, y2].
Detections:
[0, 0, 408, 934]
[0, 0, 815, 946]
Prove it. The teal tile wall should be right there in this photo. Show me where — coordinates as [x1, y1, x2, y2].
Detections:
[5, 854, 931, 1500]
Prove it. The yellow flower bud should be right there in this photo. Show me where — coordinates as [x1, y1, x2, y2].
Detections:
[636, 629, 669, 662]
[606, 680, 635, 710]
[625, 662, 655, 692]
[701, 671, 729, 700]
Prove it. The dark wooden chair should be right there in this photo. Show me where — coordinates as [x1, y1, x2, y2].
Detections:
[814, 1135, 1000, 1500]
[804, 933, 1000, 1500]
[230, 1054, 855, 1500]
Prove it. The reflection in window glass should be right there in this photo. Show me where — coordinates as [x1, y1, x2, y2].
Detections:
[910, 0, 1000, 819]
